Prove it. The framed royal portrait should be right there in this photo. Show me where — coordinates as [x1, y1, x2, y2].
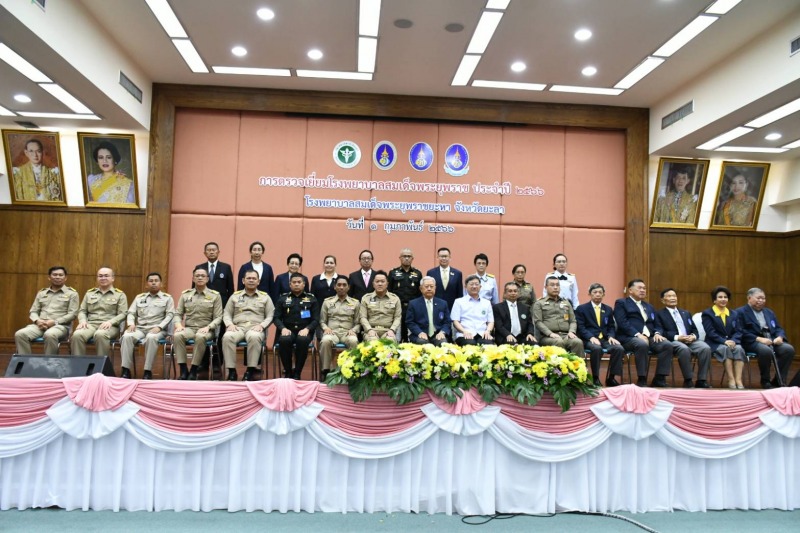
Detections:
[709, 162, 769, 231]
[649, 157, 710, 229]
[78, 132, 140, 208]
[2, 129, 67, 206]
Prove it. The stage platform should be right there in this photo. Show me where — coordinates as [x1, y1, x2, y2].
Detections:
[0, 375, 798, 514]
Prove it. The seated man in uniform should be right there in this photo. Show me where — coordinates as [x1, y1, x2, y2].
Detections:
[533, 276, 583, 355]
[120, 272, 174, 379]
[221, 269, 275, 381]
[451, 275, 495, 346]
[407, 276, 451, 346]
[274, 273, 319, 379]
[319, 276, 361, 380]
[173, 268, 224, 380]
[15, 265, 78, 354]
[492, 281, 537, 346]
[575, 283, 624, 387]
[360, 270, 402, 342]
[71, 267, 128, 356]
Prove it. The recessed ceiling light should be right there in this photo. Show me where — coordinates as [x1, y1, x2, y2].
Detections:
[574, 28, 592, 41]
[14, 94, 31, 103]
[581, 66, 597, 76]
[764, 133, 782, 141]
[256, 7, 275, 21]
[394, 19, 413, 29]
[444, 23, 463, 33]
[307, 49, 323, 60]
[231, 46, 247, 57]
[510, 61, 526, 72]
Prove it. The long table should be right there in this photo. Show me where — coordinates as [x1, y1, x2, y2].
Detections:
[1, 375, 798, 514]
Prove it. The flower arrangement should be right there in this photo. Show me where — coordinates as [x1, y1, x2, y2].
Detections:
[325, 340, 598, 412]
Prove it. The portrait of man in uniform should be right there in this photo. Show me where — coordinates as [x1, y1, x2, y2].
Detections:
[3, 129, 67, 206]
[650, 158, 709, 229]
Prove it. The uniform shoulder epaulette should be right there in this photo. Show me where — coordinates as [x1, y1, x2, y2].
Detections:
[66, 286, 77, 292]
[136, 292, 148, 298]
[208, 289, 219, 294]
[566, 272, 574, 276]
[486, 273, 495, 278]
[38, 287, 49, 293]
[88, 287, 100, 293]
[114, 288, 124, 293]
[257, 290, 267, 296]
[233, 290, 244, 295]
[536, 296, 547, 301]
[182, 288, 194, 294]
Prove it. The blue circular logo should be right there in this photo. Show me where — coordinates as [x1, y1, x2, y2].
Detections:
[409, 142, 434, 172]
[373, 141, 397, 170]
[443, 143, 470, 176]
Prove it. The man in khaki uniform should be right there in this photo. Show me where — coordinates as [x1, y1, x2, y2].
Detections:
[174, 268, 223, 380]
[360, 270, 402, 342]
[319, 276, 361, 379]
[71, 267, 128, 356]
[15, 266, 79, 354]
[120, 272, 175, 380]
[533, 276, 584, 354]
[221, 269, 275, 381]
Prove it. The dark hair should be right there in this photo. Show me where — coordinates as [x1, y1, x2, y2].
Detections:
[552, 253, 567, 265]
[711, 285, 731, 301]
[667, 164, 692, 192]
[627, 278, 645, 289]
[146, 272, 162, 281]
[204, 242, 219, 251]
[545, 275, 560, 286]
[437, 247, 451, 255]
[287, 253, 303, 266]
[25, 138, 43, 152]
[289, 272, 305, 281]
[465, 274, 481, 286]
[242, 269, 259, 279]
[324, 255, 337, 264]
[359, 249, 374, 261]
[93, 141, 121, 165]
[511, 264, 526, 275]
[372, 270, 388, 281]
[48, 265, 67, 275]
[504, 281, 518, 291]
[249, 241, 265, 253]
[335, 275, 349, 285]
[474, 253, 489, 265]
[588, 282, 605, 293]
[659, 287, 676, 298]
[193, 267, 209, 276]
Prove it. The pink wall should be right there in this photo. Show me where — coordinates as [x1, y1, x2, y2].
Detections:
[168, 109, 625, 307]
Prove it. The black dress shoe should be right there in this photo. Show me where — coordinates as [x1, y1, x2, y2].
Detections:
[320, 369, 330, 383]
[593, 377, 602, 387]
[143, 370, 153, 380]
[292, 370, 302, 380]
[761, 380, 773, 390]
[242, 368, 256, 381]
[651, 376, 668, 388]
[636, 377, 648, 387]
[605, 377, 620, 387]
[683, 379, 694, 389]
[695, 380, 711, 389]
[227, 369, 238, 381]
[178, 369, 189, 380]
[120, 367, 131, 379]
[188, 366, 199, 381]
[771, 377, 783, 388]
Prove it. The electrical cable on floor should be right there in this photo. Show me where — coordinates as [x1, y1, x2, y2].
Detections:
[563, 510, 660, 532]
[461, 510, 659, 532]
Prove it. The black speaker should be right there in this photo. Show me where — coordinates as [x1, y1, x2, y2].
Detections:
[5, 355, 115, 378]
[789, 370, 800, 387]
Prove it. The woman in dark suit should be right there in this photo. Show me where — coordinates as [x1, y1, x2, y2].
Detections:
[310, 255, 338, 310]
[273, 253, 309, 302]
[236, 241, 274, 295]
[701, 285, 746, 389]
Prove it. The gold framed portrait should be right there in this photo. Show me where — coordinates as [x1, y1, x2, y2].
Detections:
[2, 129, 67, 206]
[709, 162, 769, 231]
[649, 157, 710, 228]
[78, 132, 140, 208]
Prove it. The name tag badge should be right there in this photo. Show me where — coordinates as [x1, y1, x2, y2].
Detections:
[438, 312, 444, 320]
[771, 320, 776, 328]
[300, 309, 311, 319]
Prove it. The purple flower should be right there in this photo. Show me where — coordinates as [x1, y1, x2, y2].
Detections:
[554, 368, 562, 376]
[544, 377, 549, 385]
[526, 374, 532, 381]
[409, 376, 415, 383]
[477, 371, 484, 377]
[507, 371, 513, 378]
[361, 370, 370, 377]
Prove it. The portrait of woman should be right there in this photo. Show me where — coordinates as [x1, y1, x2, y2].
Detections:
[78, 133, 139, 208]
[710, 162, 769, 230]
[650, 159, 708, 228]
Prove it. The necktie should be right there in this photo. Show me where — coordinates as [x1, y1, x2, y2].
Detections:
[209, 263, 215, 282]
[673, 309, 687, 336]
[426, 299, 435, 336]
[558, 275, 567, 281]
[636, 301, 650, 336]
[510, 302, 521, 336]
[442, 269, 448, 289]
[595, 305, 603, 338]
[363, 271, 369, 288]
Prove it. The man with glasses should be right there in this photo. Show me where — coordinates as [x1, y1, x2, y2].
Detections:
[71, 267, 128, 356]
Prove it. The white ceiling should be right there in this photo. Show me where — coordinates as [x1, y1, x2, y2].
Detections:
[0, 0, 799, 161]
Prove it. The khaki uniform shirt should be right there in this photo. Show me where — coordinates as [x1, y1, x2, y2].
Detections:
[127, 291, 175, 330]
[360, 291, 402, 333]
[78, 287, 128, 327]
[533, 296, 577, 336]
[321, 295, 361, 334]
[174, 288, 223, 330]
[223, 290, 275, 329]
[29, 286, 79, 325]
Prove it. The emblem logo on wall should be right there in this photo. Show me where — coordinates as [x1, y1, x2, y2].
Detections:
[333, 141, 361, 168]
[373, 141, 397, 170]
[409, 142, 434, 172]
[443, 143, 469, 176]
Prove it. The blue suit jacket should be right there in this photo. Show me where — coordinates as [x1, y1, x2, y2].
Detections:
[613, 297, 660, 344]
[406, 296, 451, 338]
[701, 307, 741, 352]
[236, 261, 275, 296]
[426, 267, 463, 310]
[735, 305, 788, 348]
[575, 302, 616, 342]
[655, 307, 699, 340]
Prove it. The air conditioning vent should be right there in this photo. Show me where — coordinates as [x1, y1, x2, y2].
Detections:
[661, 100, 694, 130]
[119, 71, 143, 103]
[791, 35, 800, 56]
[32, 0, 45, 10]
[14, 121, 40, 129]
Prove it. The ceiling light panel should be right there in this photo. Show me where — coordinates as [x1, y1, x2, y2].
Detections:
[614, 57, 664, 89]
[486, 0, 511, 9]
[358, 37, 377, 73]
[695, 126, 753, 150]
[359, 0, 381, 37]
[550, 85, 623, 95]
[713, 146, 788, 153]
[0, 104, 15, 116]
[780, 139, 800, 149]
[173, 39, 208, 73]
[39, 83, 92, 114]
[452, 55, 481, 86]
[705, 0, 742, 15]
[17, 112, 100, 120]
[145, 0, 188, 38]
[296, 70, 372, 80]
[472, 80, 545, 91]
[745, 97, 800, 128]
[653, 15, 717, 57]
[466, 11, 504, 54]
[0, 43, 51, 83]
[212, 66, 290, 76]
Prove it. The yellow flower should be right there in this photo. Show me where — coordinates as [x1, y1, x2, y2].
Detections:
[533, 362, 548, 378]
[341, 366, 353, 379]
[385, 359, 402, 376]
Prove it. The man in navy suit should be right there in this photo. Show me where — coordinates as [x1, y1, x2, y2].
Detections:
[348, 249, 376, 301]
[492, 282, 537, 345]
[575, 283, 624, 387]
[407, 276, 451, 346]
[426, 247, 462, 310]
[613, 279, 672, 387]
[655, 288, 712, 388]
[736, 287, 794, 388]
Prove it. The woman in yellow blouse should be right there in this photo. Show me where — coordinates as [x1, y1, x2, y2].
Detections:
[87, 141, 136, 206]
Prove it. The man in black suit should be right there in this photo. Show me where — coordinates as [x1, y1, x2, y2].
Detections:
[407, 276, 451, 346]
[195, 241, 234, 374]
[736, 287, 794, 388]
[613, 279, 672, 387]
[348, 249, 375, 301]
[492, 282, 537, 346]
[426, 247, 463, 310]
[655, 288, 712, 388]
[575, 283, 624, 387]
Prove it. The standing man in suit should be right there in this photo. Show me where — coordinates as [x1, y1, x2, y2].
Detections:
[426, 247, 462, 311]
[613, 279, 672, 387]
[493, 282, 536, 346]
[407, 276, 451, 346]
[348, 249, 375, 301]
[655, 288, 712, 388]
[575, 283, 624, 387]
[736, 287, 794, 388]
[196, 242, 234, 308]
[388, 248, 423, 342]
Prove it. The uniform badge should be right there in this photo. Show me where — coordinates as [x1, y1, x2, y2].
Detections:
[333, 141, 362, 169]
[373, 141, 397, 170]
[443, 143, 470, 177]
[409, 142, 433, 172]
